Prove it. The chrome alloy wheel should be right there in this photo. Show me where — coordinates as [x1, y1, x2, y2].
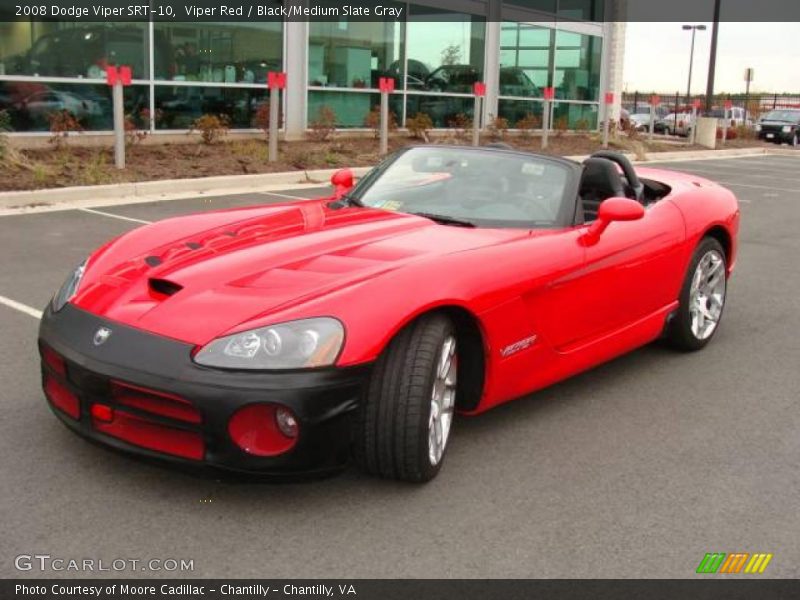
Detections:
[689, 249, 726, 340]
[429, 335, 457, 466]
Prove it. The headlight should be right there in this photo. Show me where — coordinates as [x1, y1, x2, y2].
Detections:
[782, 125, 792, 133]
[755, 124, 762, 132]
[193, 317, 344, 370]
[51, 260, 86, 312]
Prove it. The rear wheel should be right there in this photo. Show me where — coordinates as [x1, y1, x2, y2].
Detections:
[666, 238, 728, 351]
[354, 313, 457, 482]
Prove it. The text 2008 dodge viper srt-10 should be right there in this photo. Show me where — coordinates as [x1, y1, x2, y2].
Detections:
[39, 147, 739, 482]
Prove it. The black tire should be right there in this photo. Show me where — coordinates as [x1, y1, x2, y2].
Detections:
[666, 237, 728, 352]
[354, 313, 456, 482]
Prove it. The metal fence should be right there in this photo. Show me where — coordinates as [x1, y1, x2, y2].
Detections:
[622, 92, 800, 120]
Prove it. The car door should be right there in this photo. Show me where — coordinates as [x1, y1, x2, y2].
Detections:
[552, 198, 686, 350]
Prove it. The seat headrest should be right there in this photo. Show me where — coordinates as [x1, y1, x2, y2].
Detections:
[580, 157, 626, 198]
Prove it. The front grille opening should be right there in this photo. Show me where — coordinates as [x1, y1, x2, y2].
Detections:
[148, 278, 183, 297]
[111, 381, 201, 424]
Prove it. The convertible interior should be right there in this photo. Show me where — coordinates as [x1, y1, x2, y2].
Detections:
[577, 151, 671, 224]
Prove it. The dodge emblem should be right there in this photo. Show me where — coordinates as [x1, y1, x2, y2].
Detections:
[93, 327, 112, 346]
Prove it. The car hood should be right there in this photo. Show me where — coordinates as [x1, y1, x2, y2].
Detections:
[73, 199, 525, 345]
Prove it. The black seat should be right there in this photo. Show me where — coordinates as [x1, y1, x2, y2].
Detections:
[578, 157, 627, 223]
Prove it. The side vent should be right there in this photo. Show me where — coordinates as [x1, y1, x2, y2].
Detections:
[149, 278, 183, 297]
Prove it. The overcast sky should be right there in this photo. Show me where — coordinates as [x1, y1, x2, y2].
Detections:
[623, 23, 799, 95]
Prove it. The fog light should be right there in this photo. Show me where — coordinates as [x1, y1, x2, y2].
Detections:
[228, 404, 299, 456]
[275, 406, 299, 438]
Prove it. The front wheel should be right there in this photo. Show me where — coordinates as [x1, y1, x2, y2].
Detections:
[354, 313, 457, 482]
[666, 237, 728, 351]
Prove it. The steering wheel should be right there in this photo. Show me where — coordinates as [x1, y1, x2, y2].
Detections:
[590, 151, 644, 203]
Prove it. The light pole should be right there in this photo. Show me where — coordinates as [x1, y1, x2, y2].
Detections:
[682, 25, 707, 106]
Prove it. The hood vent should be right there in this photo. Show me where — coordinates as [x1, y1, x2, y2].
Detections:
[149, 278, 183, 297]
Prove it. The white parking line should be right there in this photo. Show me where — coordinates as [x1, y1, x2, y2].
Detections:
[671, 160, 800, 178]
[78, 208, 152, 224]
[257, 190, 330, 201]
[0, 295, 42, 319]
[713, 181, 800, 194]
[673, 167, 798, 185]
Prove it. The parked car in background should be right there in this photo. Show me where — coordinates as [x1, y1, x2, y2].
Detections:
[664, 111, 695, 137]
[423, 65, 537, 98]
[629, 112, 667, 133]
[709, 106, 753, 129]
[756, 109, 800, 146]
[13, 89, 104, 127]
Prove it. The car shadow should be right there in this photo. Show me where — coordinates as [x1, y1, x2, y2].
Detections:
[57, 339, 690, 506]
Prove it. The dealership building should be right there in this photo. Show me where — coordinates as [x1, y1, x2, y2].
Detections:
[0, 1, 625, 139]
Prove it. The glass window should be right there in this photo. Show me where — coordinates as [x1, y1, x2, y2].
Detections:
[308, 90, 402, 129]
[308, 14, 404, 89]
[0, 22, 148, 79]
[406, 94, 477, 129]
[503, 0, 558, 14]
[552, 101, 598, 130]
[498, 98, 544, 127]
[0, 81, 148, 132]
[407, 5, 486, 94]
[153, 22, 282, 83]
[155, 85, 269, 130]
[499, 23, 552, 95]
[557, 0, 604, 21]
[553, 30, 601, 102]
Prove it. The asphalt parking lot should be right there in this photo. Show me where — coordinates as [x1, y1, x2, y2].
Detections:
[1, 154, 798, 579]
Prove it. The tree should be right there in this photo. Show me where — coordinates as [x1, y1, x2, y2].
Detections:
[440, 44, 462, 66]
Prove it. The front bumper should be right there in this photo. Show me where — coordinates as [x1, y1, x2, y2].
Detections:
[758, 130, 794, 143]
[38, 304, 371, 476]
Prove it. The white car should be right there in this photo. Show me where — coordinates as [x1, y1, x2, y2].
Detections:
[710, 106, 753, 129]
[663, 111, 695, 136]
[18, 90, 102, 121]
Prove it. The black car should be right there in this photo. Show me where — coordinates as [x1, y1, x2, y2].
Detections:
[757, 109, 800, 146]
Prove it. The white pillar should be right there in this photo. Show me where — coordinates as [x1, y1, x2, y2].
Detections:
[484, 16, 501, 127]
[284, 20, 309, 140]
[602, 0, 627, 124]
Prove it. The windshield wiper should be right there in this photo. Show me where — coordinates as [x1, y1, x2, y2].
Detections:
[328, 193, 363, 209]
[409, 212, 476, 228]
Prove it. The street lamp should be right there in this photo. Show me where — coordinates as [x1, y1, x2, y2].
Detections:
[682, 24, 707, 106]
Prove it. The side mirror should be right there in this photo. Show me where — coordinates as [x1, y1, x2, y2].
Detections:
[583, 197, 644, 245]
[331, 168, 354, 199]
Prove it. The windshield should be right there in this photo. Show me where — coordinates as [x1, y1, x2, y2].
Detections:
[761, 110, 800, 122]
[350, 147, 573, 229]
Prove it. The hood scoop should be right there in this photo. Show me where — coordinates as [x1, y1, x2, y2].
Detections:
[149, 278, 183, 298]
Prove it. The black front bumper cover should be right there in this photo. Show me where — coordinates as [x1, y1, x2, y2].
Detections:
[38, 303, 371, 476]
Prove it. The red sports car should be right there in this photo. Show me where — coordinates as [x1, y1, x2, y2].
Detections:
[39, 147, 739, 482]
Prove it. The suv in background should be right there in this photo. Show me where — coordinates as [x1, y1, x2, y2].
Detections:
[756, 109, 800, 146]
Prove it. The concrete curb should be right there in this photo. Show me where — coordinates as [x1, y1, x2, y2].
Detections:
[0, 167, 372, 214]
[0, 147, 784, 215]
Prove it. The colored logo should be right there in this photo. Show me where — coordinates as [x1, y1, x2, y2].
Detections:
[696, 552, 773, 574]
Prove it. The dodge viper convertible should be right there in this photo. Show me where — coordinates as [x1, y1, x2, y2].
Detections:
[39, 147, 740, 482]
